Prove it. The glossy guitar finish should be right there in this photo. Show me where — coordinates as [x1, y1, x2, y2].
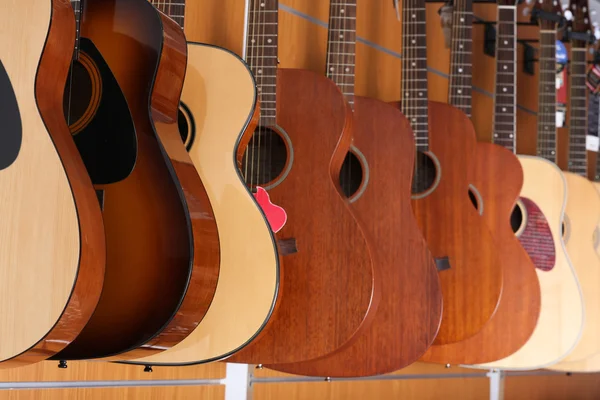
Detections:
[478, 156, 583, 369]
[422, 0, 540, 363]
[422, 143, 540, 364]
[268, 96, 443, 377]
[53, 0, 219, 361]
[226, 68, 376, 364]
[124, 43, 279, 366]
[0, 0, 104, 366]
[390, 101, 503, 345]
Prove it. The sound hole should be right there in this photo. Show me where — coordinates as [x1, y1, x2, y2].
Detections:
[241, 126, 288, 188]
[468, 189, 478, 210]
[510, 204, 524, 234]
[339, 151, 363, 198]
[411, 151, 437, 195]
[63, 60, 94, 128]
[177, 103, 195, 151]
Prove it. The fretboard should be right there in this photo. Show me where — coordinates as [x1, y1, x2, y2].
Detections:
[70, 0, 82, 60]
[448, 0, 473, 116]
[326, 0, 357, 107]
[150, 0, 186, 28]
[492, 5, 517, 152]
[568, 44, 589, 176]
[245, 0, 279, 126]
[589, 95, 600, 179]
[401, 0, 429, 151]
[536, 30, 558, 162]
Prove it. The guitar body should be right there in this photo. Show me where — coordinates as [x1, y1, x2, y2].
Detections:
[266, 96, 443, 377]
[0, 0, 104, 367]
[596, 182, 600, 256]
[422, 143, 541, 364]
[123, 43, 278, 366]
[226, 69, 376, 365]
[389, 101, 503, 345]
[477, 156, 583, 369]
[548, 352, 600, 373]
[553, 172, 600, 362]
[54, 0, 219, 361]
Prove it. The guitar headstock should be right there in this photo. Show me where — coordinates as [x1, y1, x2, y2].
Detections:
[568, 0, 592, 35]
[532, 0, 565, 30]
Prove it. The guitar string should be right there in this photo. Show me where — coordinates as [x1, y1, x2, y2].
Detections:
[255, 0, 264, 188]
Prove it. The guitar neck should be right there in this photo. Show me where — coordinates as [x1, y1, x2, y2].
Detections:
[326, 0, 357, 107]
[150, 0, 186, 28]
[590, 95, 600, 180]
[492, 4, 517, 152]
[245, 0, 279, 126]
[448, 0, 473, 116]
[70, 0, 82, 60]
[568, 42, 589, 176]
[536, 30, 558, 163]
[401, 0, 429, 151]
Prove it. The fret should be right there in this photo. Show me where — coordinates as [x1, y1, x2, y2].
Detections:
[402, 0, 430, 149]
[568, 41, 589, 176]
[149, 0, 186, 28]
[326, 0, 357, 106]
[245, 0, 279, 126]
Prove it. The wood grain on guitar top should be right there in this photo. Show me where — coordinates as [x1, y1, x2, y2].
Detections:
[122, 43, 279, 366]
[53, 0, 203, 361]
[422, 143, 541, 364]
[478, 156, 583, 369]
[226, 69, 376, 364]
[266, 96, 443, 377]
[390, 101, 504, 346]
[0, 0, 105, 367]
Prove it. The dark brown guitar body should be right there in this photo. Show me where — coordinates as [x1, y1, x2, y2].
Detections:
[389, 101, 504, 345]
[266, 96, 443, 377]
[421, 143, 541, 364]
[5, 0, 105, 368]
[227, 69, 376, 365]
[53, 0, 219, 361]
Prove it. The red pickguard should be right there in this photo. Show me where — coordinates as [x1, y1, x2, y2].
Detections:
[518, 196, 556, 272]
[254, 186, 287, 233]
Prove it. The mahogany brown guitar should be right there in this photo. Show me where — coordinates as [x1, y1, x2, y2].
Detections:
[266, 0, 442, 377]
[421, 0, 541, 364]
[0, 0, 104, 367]
[53, 0, 220, 361]
[226, 0, 375, 365]
[393, 0, 503, 346]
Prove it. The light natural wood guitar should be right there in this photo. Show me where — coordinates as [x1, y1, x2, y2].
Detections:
[0, 0, 104, 366]
[122, 1, 279, 367]
[551, 1, 600, 366]
[476, 1, 584, 369]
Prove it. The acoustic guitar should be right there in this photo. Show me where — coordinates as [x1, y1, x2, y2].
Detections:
[264, 0, 443, 377]
[422, 0, 541, 365]
[390, 0, 504, 346]
[52, 0, 220, 362]
[477, 0, 584, 369]
[121, 0, 279, 367]
[226, 0, 376, 365]
[0, 0, 104, 367]
[549, 1, 600, 366]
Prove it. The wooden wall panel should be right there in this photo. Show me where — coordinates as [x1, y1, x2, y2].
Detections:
[0, 361, 225, 382]
[505, 374, 600, 400]
[0, 386, 224, 400]
[253, 377, 489, 400]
